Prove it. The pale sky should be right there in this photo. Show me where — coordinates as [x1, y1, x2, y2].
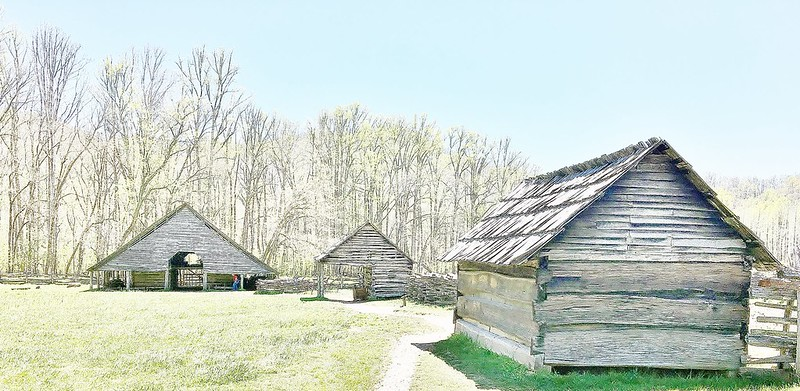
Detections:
[2, 1, 798, 177]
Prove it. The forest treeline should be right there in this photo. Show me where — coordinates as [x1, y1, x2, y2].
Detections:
[707, 175, 800, 268]
[0, 27, 531, 277]
[1, 26, 798, 277]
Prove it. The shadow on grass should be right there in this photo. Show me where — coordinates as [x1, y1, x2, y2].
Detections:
[429, 334, 795, 391]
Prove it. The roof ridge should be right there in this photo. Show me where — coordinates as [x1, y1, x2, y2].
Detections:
[528, 137, 664, 183]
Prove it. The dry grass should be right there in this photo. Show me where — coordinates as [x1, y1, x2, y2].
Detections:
[0, 285, 427, 390]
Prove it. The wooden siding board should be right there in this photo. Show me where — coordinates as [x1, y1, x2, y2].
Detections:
[457, 295, 538, 344]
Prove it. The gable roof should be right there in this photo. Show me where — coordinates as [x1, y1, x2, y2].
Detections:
[88, 203, 277, 275]
[440, 137, 781, 270]
[315, 222, 413, 265]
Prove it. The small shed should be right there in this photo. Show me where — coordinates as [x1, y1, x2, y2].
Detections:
[441, 138, 781, 372]
[315, 222, 413, 299]
[88, 203, 276, 290]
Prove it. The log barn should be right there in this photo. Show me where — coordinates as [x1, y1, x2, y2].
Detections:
[88, 203, 276, 290]
[315, 222, 413, 299]
[441, 137, 782, 372]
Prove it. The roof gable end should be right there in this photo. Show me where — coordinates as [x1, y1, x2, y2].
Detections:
[316, 222, 413, 265]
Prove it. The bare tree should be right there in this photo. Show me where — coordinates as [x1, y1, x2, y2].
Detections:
[97, 48, 187, 242]
[0, 28, 32, 273]
[175, 47, 244, 220]
[30, 27, 87, 276]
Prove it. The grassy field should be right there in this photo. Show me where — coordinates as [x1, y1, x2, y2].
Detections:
[4, 284, 800, 391]
[0, 285, 428, 390]
[425, 334, 798, 391]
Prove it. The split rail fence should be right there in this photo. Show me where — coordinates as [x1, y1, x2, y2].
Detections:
[748, 276, 800, 374]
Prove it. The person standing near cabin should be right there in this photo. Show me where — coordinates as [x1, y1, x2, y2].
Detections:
[232, 274, 240, 291]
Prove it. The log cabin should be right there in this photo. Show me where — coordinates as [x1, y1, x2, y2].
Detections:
[441, 137, 782, 372]
[315, 222, 413, 299]
[87, 203, 276, 290]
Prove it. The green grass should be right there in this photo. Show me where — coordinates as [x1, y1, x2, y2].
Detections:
[430, 334, 797, 391]
[0, 285, 427, 390]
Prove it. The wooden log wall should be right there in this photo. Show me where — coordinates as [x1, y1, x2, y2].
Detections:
[456, 262, 539, 350]
[406, 273, 457, 306]
[536, 152, 751, 370]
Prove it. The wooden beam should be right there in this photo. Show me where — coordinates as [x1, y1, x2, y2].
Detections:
[125, 271, 131, 291]
[164, 269, 170, 291]
[757, 316, 795, 326]
[758, 278, 800, 290]
[753, 301, 797, 311]
[317, 262, 325, 298]
[202, 271, 208, 291]
[747, 355, 794, 365]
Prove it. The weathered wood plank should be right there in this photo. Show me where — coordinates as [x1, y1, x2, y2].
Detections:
[457, 295, 538, 344]
[536, 294, 745, 331]
[749, 329, 796, 339]
[544, 261, 749, 296]
[458, 260, 538, 277]
[544, 327, 743, 369]
[132, 272, 166, 288]
[756, 316, 796, 326]
[747, 355, 793, 365]
[458, 270, 537, 303]
[543, 252, 744, 263]
[580, 206, 720, 219]
[752, 301, 796, 311]
[747, 335, 796, 350]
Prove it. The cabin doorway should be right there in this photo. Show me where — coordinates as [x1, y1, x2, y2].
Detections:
[168, 252, 203, 290]
[352, 266, 373, 301]
[362, 266, 373, 297]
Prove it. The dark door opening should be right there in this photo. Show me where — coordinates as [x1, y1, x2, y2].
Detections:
[168, 252, 203, 290]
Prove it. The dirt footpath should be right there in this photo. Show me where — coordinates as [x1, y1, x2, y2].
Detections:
[343, 300, 480, 391]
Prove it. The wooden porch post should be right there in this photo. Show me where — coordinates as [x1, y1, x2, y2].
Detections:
[317, 262, 325, 298]
[89, 271, 94, 290]
[125, 271, 132, 291]
[202, 271, 208, 291]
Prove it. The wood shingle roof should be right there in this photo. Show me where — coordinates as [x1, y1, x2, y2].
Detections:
[440, 137, 781, 270]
